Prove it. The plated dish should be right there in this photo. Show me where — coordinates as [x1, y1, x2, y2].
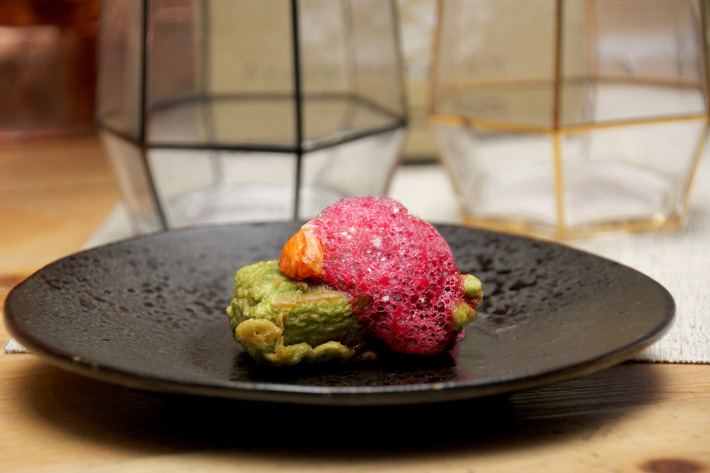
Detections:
[228, 197, 483, 365]
[4, 222, 674, 405]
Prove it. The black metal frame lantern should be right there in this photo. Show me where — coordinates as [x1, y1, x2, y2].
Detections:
[97, 0, 407, 232]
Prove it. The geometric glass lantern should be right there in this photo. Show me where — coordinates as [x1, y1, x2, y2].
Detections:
[97, 0, 407, 233]
[431, 0, 708, 239]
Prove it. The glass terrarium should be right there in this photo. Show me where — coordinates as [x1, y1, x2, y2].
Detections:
[431, 0, 708, 239]
[97, 0, 407, 232]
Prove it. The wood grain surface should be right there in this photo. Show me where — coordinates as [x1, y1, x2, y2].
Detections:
[1, 136, 709, 472]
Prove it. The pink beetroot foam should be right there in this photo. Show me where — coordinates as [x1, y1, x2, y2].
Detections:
[311, 197, 463, 355]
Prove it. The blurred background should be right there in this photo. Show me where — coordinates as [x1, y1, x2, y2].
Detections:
[0, 0, 100, 140]
[0, 0, 438, 159]
[3, 0, 709, 233]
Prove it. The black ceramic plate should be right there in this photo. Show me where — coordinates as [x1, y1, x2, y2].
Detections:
[5, 223, 673, 405]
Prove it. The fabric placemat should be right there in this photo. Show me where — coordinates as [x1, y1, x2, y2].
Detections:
[6, 161, 709, 362]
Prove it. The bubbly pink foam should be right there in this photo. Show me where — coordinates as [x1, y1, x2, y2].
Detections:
[311, 197, 463, 355]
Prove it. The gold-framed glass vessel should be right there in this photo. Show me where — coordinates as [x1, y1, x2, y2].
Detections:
[430, 0, 709, 239]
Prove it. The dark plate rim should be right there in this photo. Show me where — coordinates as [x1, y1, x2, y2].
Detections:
[3, 222, 676, 405]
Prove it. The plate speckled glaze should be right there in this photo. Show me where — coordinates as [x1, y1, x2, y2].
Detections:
[4, 223, 673, 405]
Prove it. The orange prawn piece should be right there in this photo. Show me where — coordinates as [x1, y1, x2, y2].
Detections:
[279, 224, 324, 280]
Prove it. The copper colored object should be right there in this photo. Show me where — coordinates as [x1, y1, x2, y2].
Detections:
[0, 0, 99, 140]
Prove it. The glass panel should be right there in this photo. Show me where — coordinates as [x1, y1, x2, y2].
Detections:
[146, 0, 202, 144]
[208, 0, 294, 147]
[397, 0, 439, 160]
[146, 0, 295, 148]
[299, 0, 405, 148]
[299, 127, 405, 217]
[433, 0, 557, 129]
[148, 150, 295, 226]
[434, 122, 557, 233]
[347, 0, 405, 120]
[209, 100, 295, 148]
[300, 0, 350, 146]
[561, 0, 706, 126]
[97, 0, 142, 139]
[561, 120, 705, 228]
[301, 96, 400, 149]
[101, 132, 161, 233]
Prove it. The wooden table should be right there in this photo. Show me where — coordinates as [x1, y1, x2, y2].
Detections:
[1, 136, 709, 472]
